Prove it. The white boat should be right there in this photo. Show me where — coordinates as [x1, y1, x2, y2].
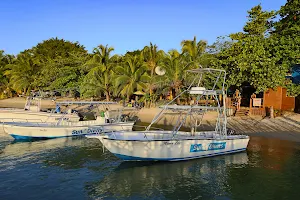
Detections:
[2, 101, 134, 140]
[0, 97, 80, 123]
[87, 68, 250, 161]
[87, 131, 248, 161]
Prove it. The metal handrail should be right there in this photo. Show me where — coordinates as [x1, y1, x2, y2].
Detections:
[145, 76, 198, 131]
[0, 118, 44, 122]
[145, 67, 228, 138]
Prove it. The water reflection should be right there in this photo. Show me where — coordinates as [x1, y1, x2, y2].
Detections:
[0, 136, 114, 172]
[86, 152, 249, 199]
[1, 135, 300, 200]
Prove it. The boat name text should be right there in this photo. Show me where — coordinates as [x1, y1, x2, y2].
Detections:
[72, 127, 103, 135]
[190, 142, 226, 152]
[162, 141, 181, 146]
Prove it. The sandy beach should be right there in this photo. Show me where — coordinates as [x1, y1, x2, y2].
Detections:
[1, 97, 300, 142]
[123, 107, 300, 142]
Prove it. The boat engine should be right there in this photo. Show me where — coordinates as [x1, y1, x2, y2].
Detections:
[227, 128, 236, 135]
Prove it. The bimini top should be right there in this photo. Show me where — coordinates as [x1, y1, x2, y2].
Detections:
[56, 101, 117, 106]
[186, 68, 226, 73]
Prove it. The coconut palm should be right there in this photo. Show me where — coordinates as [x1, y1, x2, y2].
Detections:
[181, 36, 207, 68]
[5, 52, 39, 95]
[81, 44, 116, 100]
[161, 50, 193, 104]
[92, 44, 115, 66]
[114, 54, 150, 100]
[142, 43, 165, 95]
[81, 64, 113, 100]
[0, 51, 12, 97]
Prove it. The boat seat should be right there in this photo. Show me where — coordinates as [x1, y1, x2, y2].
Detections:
[189, 87, 217, 95]
[189, 87, 206, 94]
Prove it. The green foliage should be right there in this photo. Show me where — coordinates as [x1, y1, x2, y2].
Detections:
[40, 52, 88, 90]
[272, 0, 300, 69]
[114, 54, 150, 100]
[181, 36, 207, 68]
[80, 64, 113, 99]
[33, 38, 88, 89]
[285, 81, 300, 96]
[213, 5, 286, 92]
[33, 37, 87, 62]
[142, 43, 165, 98]
[80, 45, 116, 100]
[0, 50, 14, 97]
[160, 50, 191, 98]
[5, 52, 40, 94]
[2, 1, 300, 104]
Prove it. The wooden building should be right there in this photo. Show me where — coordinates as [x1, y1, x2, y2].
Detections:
[249, 86, 295, 116]
[263, 87, 295, 111]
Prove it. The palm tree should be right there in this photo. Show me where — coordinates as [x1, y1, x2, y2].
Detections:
[5, 52, 39, 95]
[0, 51, 13, 97]
[114, 54, 150, 100]
[142, 43, 165, 95]
[92, 44, 115, 66]
[81, 64, 113, 100]
[81, 44, 116, 100]
[181, 36, 207, 68]
[161, 50, 192, 104]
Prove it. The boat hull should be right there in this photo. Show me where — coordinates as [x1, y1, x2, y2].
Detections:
[0, 109, 80, 123]
[91, 132, 249, 161]
[3, 122, 134, 140]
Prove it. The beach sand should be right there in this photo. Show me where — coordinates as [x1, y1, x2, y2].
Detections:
[124, 108, 300, 142]
[1, 97, 300, 142]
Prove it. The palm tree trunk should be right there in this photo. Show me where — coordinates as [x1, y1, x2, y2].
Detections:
[169, 89, 173, 100]
[149, 66, 155, 97]
[105, 91, 110, 101]
[175, 87, 180, 105]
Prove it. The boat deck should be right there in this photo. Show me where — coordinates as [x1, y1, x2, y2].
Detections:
[104, 131, 249, 141]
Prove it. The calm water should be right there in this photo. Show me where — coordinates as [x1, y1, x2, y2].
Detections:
[1, 133, 300, 200]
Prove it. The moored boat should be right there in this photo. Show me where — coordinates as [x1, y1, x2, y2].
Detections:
[87, 68, 250, 161]
[2, 101, 135, 140]
[0, 97, 80, 123]
[87, 131, 249, 161]
[3, 120, 134, 140]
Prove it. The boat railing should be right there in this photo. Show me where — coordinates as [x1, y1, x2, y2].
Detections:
[145, 78, 197, 131]
[146, 67, 228, 136]
[1, 120, 57, 127]
[0, 118, 44, 123]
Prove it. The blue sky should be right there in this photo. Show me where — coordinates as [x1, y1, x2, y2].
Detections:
[0, 0, 286, 55]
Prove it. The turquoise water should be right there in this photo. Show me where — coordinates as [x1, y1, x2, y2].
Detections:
[1, 134, 300, 199]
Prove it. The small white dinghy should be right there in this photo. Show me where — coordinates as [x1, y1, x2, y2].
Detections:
[87, 68, 250, 161]
[2, 101, 134, 140]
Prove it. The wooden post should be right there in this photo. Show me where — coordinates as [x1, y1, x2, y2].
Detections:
[249, 98, 252, 116]
[270, 106, 274, 118]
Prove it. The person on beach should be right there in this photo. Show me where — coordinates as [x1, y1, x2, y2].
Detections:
[104, 108, 110, 123]
[234, 89, 241, 111]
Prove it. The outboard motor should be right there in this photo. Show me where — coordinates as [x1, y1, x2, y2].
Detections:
[120, 114, 129, 122]
[227, 128, 236, 135]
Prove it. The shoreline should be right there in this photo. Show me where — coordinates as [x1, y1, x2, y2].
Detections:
[1, 97, 300, 142]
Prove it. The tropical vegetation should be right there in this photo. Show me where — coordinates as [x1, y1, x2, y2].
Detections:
[0, 0, 299, 105]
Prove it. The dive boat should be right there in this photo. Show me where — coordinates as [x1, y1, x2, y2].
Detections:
[87, 68, 250, 161]
[2, 101, 135, 140]
[0, 97, 80, 123]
